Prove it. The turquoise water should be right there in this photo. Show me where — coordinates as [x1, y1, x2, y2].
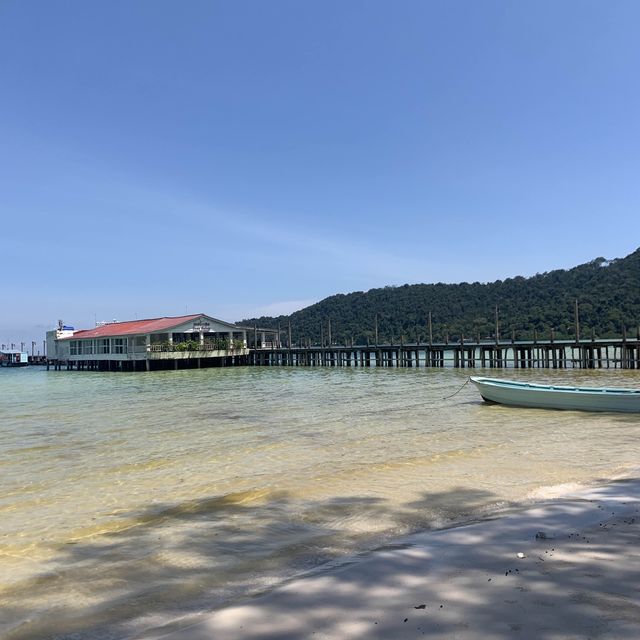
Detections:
[1, 365, 640, 638]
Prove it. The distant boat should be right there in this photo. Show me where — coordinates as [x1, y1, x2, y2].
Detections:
[470, 376, 640, 413]
[0, 350, 29, 367]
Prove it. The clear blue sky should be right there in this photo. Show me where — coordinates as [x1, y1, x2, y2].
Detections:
[2, 1, 639, 346]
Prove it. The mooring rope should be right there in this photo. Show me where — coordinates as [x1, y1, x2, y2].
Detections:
[442, 376, 472, 400]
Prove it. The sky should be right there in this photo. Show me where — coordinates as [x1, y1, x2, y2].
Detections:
[1, 0, 640, 347]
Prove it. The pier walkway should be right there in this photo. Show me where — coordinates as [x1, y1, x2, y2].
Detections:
[44, 338, 640, 371]
[249, 338, 640, 370]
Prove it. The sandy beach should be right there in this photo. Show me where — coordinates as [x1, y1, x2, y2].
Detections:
[135, 478, 640, 640]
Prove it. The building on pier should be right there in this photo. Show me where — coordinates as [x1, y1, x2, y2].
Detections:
[0, 350, 29, 367]
[46, 314, 276, 371]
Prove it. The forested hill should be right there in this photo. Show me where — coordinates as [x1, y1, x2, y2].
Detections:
[239, 248, 640, 344]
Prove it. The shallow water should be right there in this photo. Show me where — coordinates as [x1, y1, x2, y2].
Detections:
[1, 365, 639, 638]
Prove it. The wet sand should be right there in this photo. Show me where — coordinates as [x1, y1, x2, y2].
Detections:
[136, 478, 640, 640]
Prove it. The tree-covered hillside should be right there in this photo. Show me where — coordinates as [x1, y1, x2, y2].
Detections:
[239, 248, 640, 345]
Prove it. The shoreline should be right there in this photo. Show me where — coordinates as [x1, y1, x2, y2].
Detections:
[136, 477, 640, 639]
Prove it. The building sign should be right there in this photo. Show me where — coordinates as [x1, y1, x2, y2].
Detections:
[193, 322, 211, 333]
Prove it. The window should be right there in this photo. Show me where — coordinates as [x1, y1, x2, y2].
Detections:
[113, 338, 125, 354]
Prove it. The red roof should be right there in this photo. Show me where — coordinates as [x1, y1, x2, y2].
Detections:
[61, 314, 203, 339]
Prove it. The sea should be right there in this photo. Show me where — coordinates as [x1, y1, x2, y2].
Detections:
[1, 365, 640, 639]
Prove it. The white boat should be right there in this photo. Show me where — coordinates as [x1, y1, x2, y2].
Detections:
[470, 376, 640, 413]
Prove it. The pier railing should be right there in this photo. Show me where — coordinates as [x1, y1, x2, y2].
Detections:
[149, 340, 246, 352]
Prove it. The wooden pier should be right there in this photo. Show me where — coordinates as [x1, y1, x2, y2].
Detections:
[44, 339, 640, 372]
[46, 339, 640, 372]
[247, 337, 640, 370]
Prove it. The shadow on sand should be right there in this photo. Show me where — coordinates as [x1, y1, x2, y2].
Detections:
[4, 481, 640, 639]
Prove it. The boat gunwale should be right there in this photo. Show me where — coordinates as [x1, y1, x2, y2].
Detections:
[469, 376, 640, 396]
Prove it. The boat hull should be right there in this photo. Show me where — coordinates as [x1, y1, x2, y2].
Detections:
[470, 377, 640, 413]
